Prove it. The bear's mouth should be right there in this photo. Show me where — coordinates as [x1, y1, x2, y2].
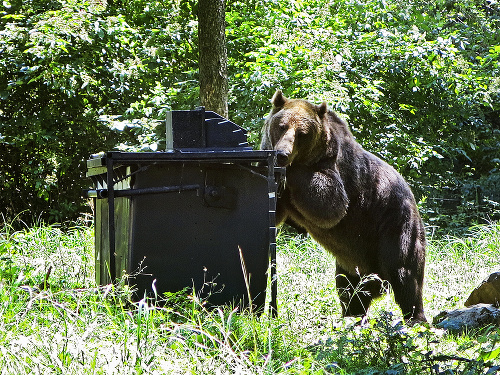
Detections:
[276, 150, 295, 167]
[275, 151, 292, 167]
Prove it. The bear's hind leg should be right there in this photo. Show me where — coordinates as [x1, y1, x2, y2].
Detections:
[390, 270, 427, 323]
[335, 265, 382, 318]
[379, 235, 427, 323]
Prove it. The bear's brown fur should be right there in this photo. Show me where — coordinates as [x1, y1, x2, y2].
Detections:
[261, 90, 427, 323]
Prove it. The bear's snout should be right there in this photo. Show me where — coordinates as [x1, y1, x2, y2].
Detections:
[274, 127, 296, 167]
[276, 150, 290, 167]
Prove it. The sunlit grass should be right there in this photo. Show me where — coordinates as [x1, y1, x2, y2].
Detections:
[0, 222, 499, 373]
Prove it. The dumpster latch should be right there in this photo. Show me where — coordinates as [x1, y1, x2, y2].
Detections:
[203, 186, 237, 209]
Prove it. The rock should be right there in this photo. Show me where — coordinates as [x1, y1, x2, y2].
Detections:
[433, 304, 500, 333]
[465, 272, 500, 307]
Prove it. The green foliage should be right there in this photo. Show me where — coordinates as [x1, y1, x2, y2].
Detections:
[1, 0, 499, 229]
[225, 0, 500, 230]
[1, 222, 500, 373]
[309, 314, 500, 374]
[0, 0, 200, 226]
[0, 221, 21, 284]
[0, 223, 93, 290]
[1, 1, 127, 224]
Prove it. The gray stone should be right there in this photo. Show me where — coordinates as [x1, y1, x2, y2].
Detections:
[433, 304, 500, 333]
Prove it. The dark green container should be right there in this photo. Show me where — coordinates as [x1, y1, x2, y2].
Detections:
[86, 109, 279, 313]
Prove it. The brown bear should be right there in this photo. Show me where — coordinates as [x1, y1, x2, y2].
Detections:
[261, 89, 427, 323]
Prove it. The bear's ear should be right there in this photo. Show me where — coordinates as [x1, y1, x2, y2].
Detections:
[271, 89, 287, 109]
[317, 102, 328, 118]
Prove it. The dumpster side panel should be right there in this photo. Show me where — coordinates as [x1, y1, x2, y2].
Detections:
[127, 163, 270, 309]
[94, 166, 132, 286]
[114, 196, 131, 279]
[95, 198, 110, 285]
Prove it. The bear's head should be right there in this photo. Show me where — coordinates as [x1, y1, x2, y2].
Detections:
[265, 90, 329, 167]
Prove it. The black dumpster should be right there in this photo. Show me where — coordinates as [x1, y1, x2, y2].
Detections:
[86, 108, 279, 313]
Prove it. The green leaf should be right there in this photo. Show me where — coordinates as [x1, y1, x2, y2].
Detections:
[2, 13, 24, 20]
[480, 346, 500, 361]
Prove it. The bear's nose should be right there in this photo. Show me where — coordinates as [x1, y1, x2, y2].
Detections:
[275, 150, 290, 167]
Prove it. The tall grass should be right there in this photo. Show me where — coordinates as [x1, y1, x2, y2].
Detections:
[0, 221, 499, 374]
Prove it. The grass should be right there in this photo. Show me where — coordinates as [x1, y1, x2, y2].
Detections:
[0, 220, 499, 374]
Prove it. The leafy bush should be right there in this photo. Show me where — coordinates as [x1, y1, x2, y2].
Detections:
[1, 1, 127, 224]
[0, 0, 199, 225]
[1, 0, 499, 229]
[225, 0, 500, 230]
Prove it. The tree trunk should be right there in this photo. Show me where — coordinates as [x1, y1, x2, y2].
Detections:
[198, 0, 228, 118]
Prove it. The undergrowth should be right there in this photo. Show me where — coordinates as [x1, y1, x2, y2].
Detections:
[0, 221, 499, 374]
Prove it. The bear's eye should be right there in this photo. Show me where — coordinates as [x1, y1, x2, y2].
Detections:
[278, 123, 288, 131]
